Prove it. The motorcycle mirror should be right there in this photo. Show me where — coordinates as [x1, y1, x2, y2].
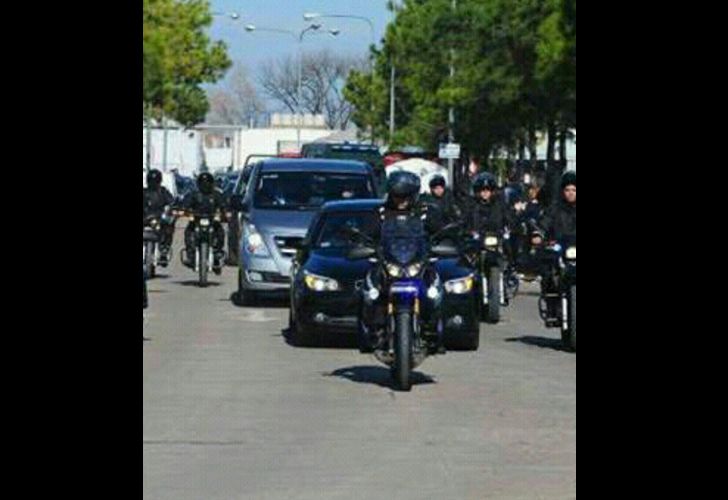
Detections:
[347, 245, 377, 260]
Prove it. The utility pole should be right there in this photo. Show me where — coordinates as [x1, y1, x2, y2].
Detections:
[447, 0, 457, 186]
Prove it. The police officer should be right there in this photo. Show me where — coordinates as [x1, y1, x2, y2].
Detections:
[143, 169, 176, 266]
[379, 171, 443, 235]
[532, 171, 576, 319]
[534, 171, 576, 242]
[421, 174, 462, 226]
[180, 172, 227, 274]
[466, 172, 513, 236]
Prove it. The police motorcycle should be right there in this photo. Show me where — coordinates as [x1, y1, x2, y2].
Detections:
[532, 229, 576, 351]
[175, 209, 226, 288]
[142, 210, 174, 279]
[345, 220, 461, 391]
[463, 228, 514, 324]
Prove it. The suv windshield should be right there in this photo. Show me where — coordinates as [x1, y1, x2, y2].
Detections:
[314, 212, 379, 249]
[253, 172, 374, 210]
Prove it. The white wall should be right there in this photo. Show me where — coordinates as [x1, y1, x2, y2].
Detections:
[143, 127, 202, 176]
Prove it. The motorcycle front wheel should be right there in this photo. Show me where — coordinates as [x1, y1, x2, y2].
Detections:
[486, 267, 501, 323]
[198, 242, 209, 288]
[393, 311, 413, 391]
[144, 241, 156, 279]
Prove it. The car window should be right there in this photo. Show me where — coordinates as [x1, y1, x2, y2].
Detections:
[314, 212, 380, 249]
[253, 172, 375, 210]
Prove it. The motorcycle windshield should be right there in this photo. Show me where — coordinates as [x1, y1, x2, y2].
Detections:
[380, 216, 427, 266]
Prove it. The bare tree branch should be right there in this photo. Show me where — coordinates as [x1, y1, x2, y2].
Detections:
[259, 49, 367, 129]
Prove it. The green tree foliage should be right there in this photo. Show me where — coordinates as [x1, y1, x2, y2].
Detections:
[345, 0, 576, 157]
[143, 0, 231, 126]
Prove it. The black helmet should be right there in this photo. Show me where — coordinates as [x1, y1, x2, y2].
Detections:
[197, 172, 215, 194]
[561, 171, 576, 190]
[146, 169, 162, 189]
[429, 174, 446, 190]
[386, 171, 421, 205]
[472, 172, 498, 193]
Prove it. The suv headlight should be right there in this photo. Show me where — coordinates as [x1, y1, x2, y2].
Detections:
[565, 246, 576, 260]
[444, 275, 474, 294]
[386, 264, 403, 278]
[304, 271, 340, 292]
[243, 224, 271, 257]
[484, 236, 499, 248]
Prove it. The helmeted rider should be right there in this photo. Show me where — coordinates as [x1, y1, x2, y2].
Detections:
[421, 174, 461, 227]
[532, 171, 576, 318]
[466, 172, 513, 236]
[358, 171, 446, 354]
[379, 171, 443, 235]
[536, 170, 576, 242]
[143, 169, 176, 266]
[180, 172, 227, 274]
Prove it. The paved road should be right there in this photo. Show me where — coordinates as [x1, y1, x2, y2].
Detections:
[143, 231, 576, 500]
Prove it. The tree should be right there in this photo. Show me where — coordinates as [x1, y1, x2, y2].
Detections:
[143, 0, 231, 126]
[345, 0, 576, 160]
[206, 65, 266, 126]
[259, 50, 367, 130]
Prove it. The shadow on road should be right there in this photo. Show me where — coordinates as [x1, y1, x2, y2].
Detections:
[324, 365, 436, 389]
[173, 280, 222, 287]
[505, 335, 573, 353]
[281, 327, 358, 349]
[229, 292, 288, 309]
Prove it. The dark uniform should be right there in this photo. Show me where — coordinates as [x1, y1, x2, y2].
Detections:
[181, 173, 227, 272]
[143, 169, 176, 261]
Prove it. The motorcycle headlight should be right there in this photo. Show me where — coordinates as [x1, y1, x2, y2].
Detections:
[406, 263, 422, 277]
[484, 236, 499, 248]
[243, 224, 271, 257]
[386, 264, 403, 278]
[565, 246, 576, 260]
[444, 275, 474, 294]
[304, 271, 340, 292]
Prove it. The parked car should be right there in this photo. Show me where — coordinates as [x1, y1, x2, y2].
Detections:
[288, 199, 481, 349]
[229, 159, 379, 305]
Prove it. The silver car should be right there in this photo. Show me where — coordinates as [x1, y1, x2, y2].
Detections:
[231, 159, 379, 305]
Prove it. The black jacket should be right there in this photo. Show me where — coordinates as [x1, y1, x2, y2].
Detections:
[379, 198, 443, 236]
[180, 189, 226, 216]
[421, 190, 462, 226]
[465, 194, 513, 234]
[540, 200, 576, 240]
[143, 187, 174, 219]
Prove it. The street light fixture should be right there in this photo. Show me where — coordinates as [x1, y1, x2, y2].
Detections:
[243, 23, 341, 149]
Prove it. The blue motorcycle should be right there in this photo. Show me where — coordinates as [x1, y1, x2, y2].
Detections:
[346, 218, 459, 391]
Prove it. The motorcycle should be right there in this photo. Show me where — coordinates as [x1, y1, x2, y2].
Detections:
[465, 230, 513, 323]
[346, 220, 460, 391]
[143, 216, 162, 279]
[179, 211, 225, 288]
[534, 233, 576, 350]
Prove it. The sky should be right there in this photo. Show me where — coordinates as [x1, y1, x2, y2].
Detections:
[208, 0, 394, 92]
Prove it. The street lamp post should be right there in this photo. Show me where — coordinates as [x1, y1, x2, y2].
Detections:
[244, 24, 340, 150]
[304, 13, 375, 144]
